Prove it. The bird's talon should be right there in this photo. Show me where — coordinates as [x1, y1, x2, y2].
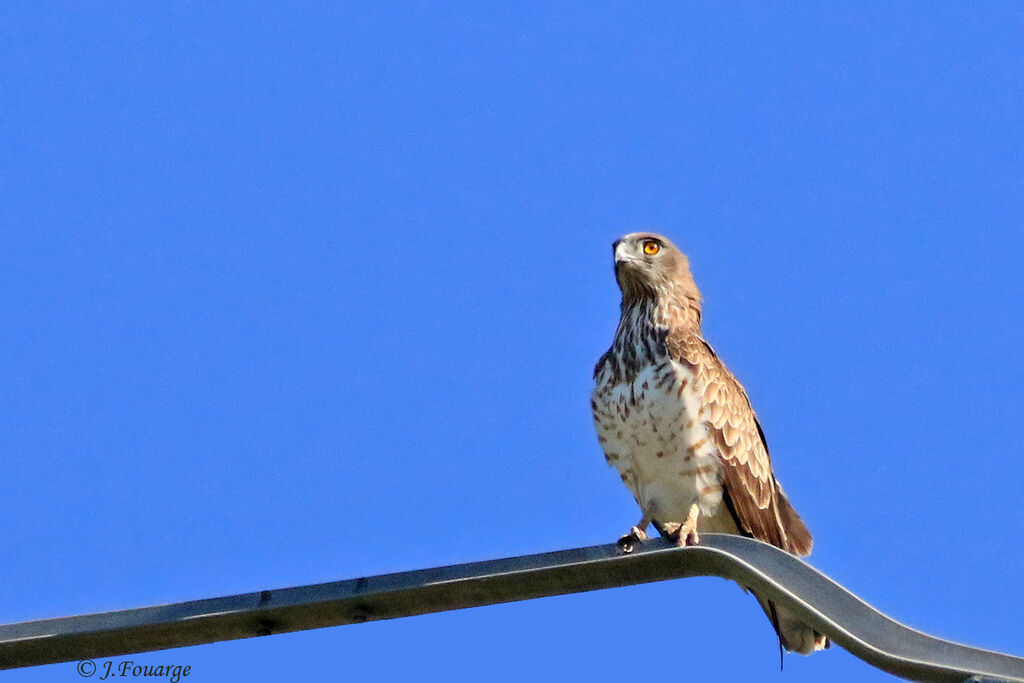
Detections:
[616, 527, 647, 554]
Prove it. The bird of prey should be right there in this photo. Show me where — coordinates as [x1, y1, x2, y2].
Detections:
[591, 232, 827, 655]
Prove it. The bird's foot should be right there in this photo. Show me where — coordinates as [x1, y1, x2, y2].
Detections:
[661, 525, 700, 547]
[616, 526, 648, 554]
[671, 504, 701, 547]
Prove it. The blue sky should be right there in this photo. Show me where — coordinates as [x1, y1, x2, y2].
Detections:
[2, 3, 1022, 681]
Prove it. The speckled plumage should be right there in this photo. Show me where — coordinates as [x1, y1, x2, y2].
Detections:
[591, 232, 826, 655]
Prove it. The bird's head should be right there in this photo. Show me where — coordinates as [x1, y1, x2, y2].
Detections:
[612, 232, 700, 305]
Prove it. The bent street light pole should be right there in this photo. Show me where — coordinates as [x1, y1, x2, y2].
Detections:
[0, 534, 1021, 682]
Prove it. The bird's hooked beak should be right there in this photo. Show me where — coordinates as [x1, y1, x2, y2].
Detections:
[613, 239, 640, 269]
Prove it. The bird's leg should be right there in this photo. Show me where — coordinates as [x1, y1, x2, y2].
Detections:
[616, 514, 650, 554]
[657, 505, 701, 547]
[678, 503, 701, 547]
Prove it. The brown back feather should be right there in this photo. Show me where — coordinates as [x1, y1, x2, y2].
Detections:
[668, 333, 813, 556]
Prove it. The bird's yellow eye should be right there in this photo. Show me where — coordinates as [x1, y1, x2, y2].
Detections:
[642, 241, 660, 255]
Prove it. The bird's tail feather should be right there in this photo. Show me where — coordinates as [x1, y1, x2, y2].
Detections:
[755, 593, 829, 655]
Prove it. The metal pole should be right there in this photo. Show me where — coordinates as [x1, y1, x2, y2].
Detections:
[0, 534, 1021, 682]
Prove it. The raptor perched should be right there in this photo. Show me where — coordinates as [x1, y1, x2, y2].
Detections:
[591, 232, 827, 655]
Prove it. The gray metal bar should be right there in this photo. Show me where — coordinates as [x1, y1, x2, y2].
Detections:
[0, 534, 1021, 682]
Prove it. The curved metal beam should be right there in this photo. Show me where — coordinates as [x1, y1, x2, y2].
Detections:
[0, 534, 1021, 681]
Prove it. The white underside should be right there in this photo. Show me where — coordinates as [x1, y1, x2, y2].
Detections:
[593, 359, 733, 531]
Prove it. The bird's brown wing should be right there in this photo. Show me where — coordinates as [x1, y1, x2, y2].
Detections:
[668, 333, 813, 556]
